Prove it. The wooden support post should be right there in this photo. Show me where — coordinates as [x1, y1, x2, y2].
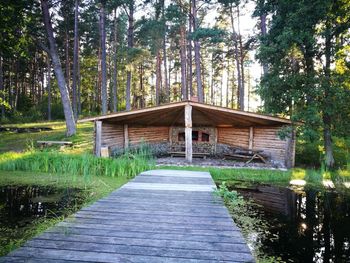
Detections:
[95, 121, 102, 157]
[169, 127, 172, 144]
[248, 127, 254, 150]
[214, 127, 218, 154]
[185, 104, 192, 162]
[124, 124, 129, 149]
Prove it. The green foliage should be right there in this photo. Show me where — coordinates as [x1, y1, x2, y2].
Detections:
[296, 137, 350, 168]
[256, 0, 350, 168]
[0, 151, 154, 179]
[0, 122, 93, 153]
[214, 182, 284, 262]
[191, 27, 227, 43]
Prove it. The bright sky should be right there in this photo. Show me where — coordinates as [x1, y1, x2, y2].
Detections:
[132, 1, 262, 110]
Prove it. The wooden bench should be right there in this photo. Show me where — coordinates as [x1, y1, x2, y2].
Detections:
[37, 141, 73, 149]
[224, 148, 267, 164]
[169, 152, 210, 159]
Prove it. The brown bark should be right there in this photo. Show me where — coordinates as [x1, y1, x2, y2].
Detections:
[162, 1, 169, 102]
[229, 4, 243, 110]
[77, 39, 81, 115]
[191, 0, 203, 102]
[139, 64, 145, 108]
[46, 55, 51, 121]
[323, 29, 335, 168]
[156, 50, 162, 105]
[226, 60, 230, 107]
[260, 12, 268, 75]
[210, 53, 214, 105]
[187, 2, 193, 98]
[237, 5, 245, 110]
[72, 0, 79, 120]
[41, 0, 76, 136]
[65, 31, 70, 95]
[180, 25, 187, 100]
[112, 9, 118, 112]
[0, 55, 4, 119]
[100, 0, 107, 114]
[126, 2, 134, 111]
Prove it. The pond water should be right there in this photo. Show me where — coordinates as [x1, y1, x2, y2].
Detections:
[232, 184, 350, 263]
[0, 185, 83, 254]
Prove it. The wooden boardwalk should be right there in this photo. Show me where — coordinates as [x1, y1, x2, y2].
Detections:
[1, 169, 254, 263]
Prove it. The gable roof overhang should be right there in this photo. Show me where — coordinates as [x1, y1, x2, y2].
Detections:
[78, 101, 292, 127]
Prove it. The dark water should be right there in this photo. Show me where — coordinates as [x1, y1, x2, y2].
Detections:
[233, 185, 350, 263]
[0, 185, 83, 253]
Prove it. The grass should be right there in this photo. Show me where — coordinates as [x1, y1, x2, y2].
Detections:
[157, 165, 350, 190]
[0, 121, 154, 256]
[0, 122, 93, 153]
[0, 151, 154, 179]
[0, 170, 130, 256]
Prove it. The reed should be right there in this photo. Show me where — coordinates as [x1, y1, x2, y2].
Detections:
[0, 151, 154, 178]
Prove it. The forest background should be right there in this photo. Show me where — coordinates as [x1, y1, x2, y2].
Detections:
[1, 0, 350, 168]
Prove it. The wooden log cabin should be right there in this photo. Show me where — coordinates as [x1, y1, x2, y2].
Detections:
[79, 101, 296, 168]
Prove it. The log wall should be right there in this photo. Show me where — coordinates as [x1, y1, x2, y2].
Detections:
[101, 122, 124, 149]
[96, 121, 294, 168]
[128, 126, 169, 145]
[217, 128, 250, 149]
[217, 126, 293, 167]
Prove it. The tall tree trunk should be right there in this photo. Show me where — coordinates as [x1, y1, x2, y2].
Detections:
[126, 2, 134, 111]
[77, 40, 81, 115]
[156, 50, 161, 105]
[0, 55, 4, 119]
[229, 4, 243, 110]
[47, 55, 51, 121]
[72, 0, 79, 120]
[163, 35, 169, 102]
[162, 1, 169, 102]
[139, 64, 145, 108]
[260, 12, 268, 75]
[112, 9, 118, 112]
[41, 0, 76, 136]
[187, 2, 193, 98]
[220, 68, 223, 107]
[226, 59, 230, 107]
[191, 0, 203, 102]
[180, 25, 187, 100]
[100, 0, 107, 114]
[237, 5, 245, 110]
[323, 29, 335, 168]
[65, 31, 70, 95]
[210, 53, 214, 105]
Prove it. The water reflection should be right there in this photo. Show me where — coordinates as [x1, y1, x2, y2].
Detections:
[234, 185, 350, 263]
[0, 185, 83, 255]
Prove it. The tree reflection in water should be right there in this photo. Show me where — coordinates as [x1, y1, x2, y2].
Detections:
[234, 185, 350, 263]
[0, 185, 83, 254]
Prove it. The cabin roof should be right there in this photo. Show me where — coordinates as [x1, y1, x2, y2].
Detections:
[78, 101, 292, 127]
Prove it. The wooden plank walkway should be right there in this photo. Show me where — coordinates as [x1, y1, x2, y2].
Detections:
[1, 169, 254, 263]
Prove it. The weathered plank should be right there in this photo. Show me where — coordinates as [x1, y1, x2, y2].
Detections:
[1, 169, 254, 263]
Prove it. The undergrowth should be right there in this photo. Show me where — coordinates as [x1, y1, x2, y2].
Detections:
[0, 151, 154, 179]
[215, 182, 285, 263]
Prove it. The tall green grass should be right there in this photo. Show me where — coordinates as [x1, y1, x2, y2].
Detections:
[0, 151, 154, 179]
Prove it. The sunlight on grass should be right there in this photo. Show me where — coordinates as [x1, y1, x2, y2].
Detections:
[0, 122, 93, 154]
[291, 168, 306, 180]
